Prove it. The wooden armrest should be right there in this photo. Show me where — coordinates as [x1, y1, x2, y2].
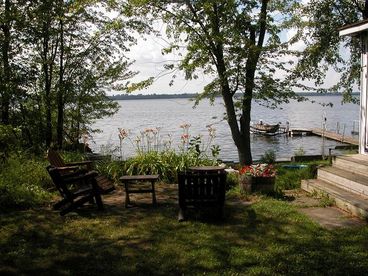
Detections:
[63, 170, 98, 184]
[56, 166, 79, 171]
[66, 161, 92, 166]
[59, 169, 86, 179]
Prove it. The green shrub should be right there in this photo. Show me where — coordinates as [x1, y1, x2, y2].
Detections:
[226, 172, 239, 191]
[259, 150, 276, 164]
[59, 150, 88, 163]
[95, 150, 215, 183]
[0, 124, 21, 160]
[294, 147, 305, 156]
[275, 163, 319, 191]
[0, 154, 53, 209]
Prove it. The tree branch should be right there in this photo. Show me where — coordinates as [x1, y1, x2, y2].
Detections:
[257, 0, 268, 49]
[184, 1, 218, 65]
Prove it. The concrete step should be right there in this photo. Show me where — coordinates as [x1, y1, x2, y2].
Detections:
[317, 166, 368, 197]
[334, 155, 368, 177]
[301, 179, 368, 219]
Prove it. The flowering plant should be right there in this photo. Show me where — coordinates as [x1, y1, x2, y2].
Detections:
[239, 163, 276, 177]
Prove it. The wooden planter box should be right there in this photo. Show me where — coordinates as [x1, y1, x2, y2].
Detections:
[239, 175, 252, 193]
[251, 176, 275, 192]
[239, 175, 275, 193]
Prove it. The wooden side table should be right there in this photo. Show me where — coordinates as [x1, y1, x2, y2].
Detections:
[188, 165, 226, 173]
[119, 175, 159, 208]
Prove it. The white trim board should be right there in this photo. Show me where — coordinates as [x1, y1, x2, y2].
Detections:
[339, 22, 368, 37]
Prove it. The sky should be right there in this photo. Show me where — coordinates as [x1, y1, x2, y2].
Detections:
[123, 33, 347, 96]
[124, 30, 214, 96]
[119, 0, 353, 96]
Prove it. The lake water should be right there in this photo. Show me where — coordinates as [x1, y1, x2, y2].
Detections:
[91, 95, 359, 161]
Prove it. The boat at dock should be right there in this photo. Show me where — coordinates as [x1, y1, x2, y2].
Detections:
[250, 122, 284, 135]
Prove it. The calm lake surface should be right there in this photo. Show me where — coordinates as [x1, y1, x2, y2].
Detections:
[91, 95, 359, 161]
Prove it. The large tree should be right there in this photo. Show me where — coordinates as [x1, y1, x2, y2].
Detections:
[0, 0, 11, 125]
[126, 0, 309, 164]
[292, 0, 367, 103]
[0, 0, 29, 126]
[0, 0, 137, 150]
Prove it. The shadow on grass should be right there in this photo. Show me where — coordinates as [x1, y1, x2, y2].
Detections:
[1, 188, 368, 275]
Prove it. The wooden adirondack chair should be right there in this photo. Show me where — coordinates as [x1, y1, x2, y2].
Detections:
[47, 149, 93, 171]
[47, 149, 115, 195]
[46, 166, 104, 216]
[177, 170, 226, 221]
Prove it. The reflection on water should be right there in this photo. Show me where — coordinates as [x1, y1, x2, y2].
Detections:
[91, 96, 359, 161]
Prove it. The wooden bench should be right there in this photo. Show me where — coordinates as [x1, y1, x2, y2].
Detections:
[120, 175, 159, 208]
[178, 169, 226, 221]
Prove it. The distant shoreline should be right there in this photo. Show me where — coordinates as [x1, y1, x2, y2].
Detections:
[108, 92, 360, 101]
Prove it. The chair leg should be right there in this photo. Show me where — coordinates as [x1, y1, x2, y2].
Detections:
[178, 207, 186, 222]
[124, 182, 131, 208]
[60, 196, 93, 216]
[151, 180, 157, 206]
[217, 206, 224, 219]
[54, 198, 68, 210]
[94, 193, 104, 210]
[91, 178, 104, 210]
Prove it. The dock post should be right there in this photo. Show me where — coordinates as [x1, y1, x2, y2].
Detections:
[342, 124, 346, 142]
[321, 117, 327, 158]
[352, 121, 356, 134]
[328, 148, 333, 165]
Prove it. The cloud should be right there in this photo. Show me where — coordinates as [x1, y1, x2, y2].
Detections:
[122, 25, 213, 95]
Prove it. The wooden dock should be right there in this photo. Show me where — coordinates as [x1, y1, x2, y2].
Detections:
[288, 128, 313, 136]
[310, 128, 359, 145]
[287, 127, 359, 145]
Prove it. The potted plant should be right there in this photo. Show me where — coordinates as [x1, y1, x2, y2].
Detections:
[238, 167, 252, 193]
[239, 164, 276, 192]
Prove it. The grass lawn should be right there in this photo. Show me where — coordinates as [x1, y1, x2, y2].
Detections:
[1, 184, 368, 275]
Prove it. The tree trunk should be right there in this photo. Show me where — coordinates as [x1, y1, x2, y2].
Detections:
[364, 0, 368, 19]
[42, 22, 52, 147]
[57, 16, 64, 149]
[42, 16, 56, 148]
[210, 3, 252, 165]
[19, 103, 33, 147]
[216, 59, 252, 164]
[237, 0, 268, 165]
[43, 26, 52, 147]
[1, 0, 11, 125]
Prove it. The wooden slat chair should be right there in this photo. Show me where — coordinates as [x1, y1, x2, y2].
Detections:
[47, 149, 93, 171]
[47, 149, 115, 195]
[46, 166, 104, 216]
[177, 170, 226, 221]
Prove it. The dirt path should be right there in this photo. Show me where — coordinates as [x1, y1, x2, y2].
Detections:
[101, 184, 366, 229]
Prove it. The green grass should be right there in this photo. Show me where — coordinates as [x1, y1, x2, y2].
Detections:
[1, 193, 368, 275]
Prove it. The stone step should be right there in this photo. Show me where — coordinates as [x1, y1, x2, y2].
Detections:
[334, 155, 368, 177]
[317, 166, 368, 197]
[301, 179, 368, 219]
